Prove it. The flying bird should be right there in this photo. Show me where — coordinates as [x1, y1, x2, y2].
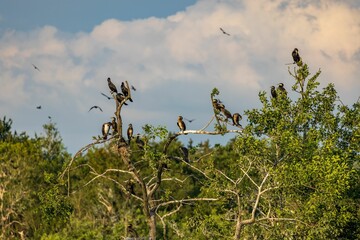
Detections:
[220, 27, 230, 36]
[292, 48, 302, 66]
[232, 113, 242, 127]
[177, 116, 186, 133]
[107, 77, 118, 94]
[179, 146, 189, 163]
[121, 82, 133, 102]
[32, 64, 40, 71]
[136, 134, 145, 150]
[127, 124, 133, 144]
[102, 122, 112, 140]
[131, 85, 136, 91]
[277, 83, 287, 95]
[36, 105, 41, 109]
[101, 92, 112, 100]
[184, 118, 196, 123]
[88, 106, 103, 112]
[271, 86, 277, 98]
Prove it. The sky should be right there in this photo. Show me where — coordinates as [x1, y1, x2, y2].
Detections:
[1, 0, 359, 155]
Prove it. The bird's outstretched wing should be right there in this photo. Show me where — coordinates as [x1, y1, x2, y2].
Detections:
[184, 118, 195, 123]
[88, 106, 103, 112]
[101, 92, 112, 100]
[220, 27, 230, 36]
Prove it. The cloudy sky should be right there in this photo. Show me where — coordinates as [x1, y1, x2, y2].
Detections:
[1, 0, 359, 154]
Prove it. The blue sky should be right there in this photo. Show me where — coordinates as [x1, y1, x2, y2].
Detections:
[1, 0, 359, 154]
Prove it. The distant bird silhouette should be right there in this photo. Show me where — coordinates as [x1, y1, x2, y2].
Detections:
[292, 48, 302, 66]
[220, 27, 230, 36]
[232, 113, 242, 127]
[36, 105, 41, 109]
[102, 122, 112, 140]
[127, 124, 133, 144]
[88, 106, 103, 112]
[184, 118, 195, 123]
[131, 85, 136, 91]
[101, 92, 112, 100]
[32, 64, 40, 71]
[107, 77, 118, 94]
[177, 116, 186, 133]
[121, 82, 133, 102]
[116, 93, 128, 105]
[277, 83, 287, 96]
[136, 134, 144, 150]
[179, 146, 189, 163]
[271, 86, 277, 98]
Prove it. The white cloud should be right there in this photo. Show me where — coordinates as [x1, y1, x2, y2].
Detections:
[0, 0, 359, 153]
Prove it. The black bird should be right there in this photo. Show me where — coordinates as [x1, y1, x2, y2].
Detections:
[127, 224, 138, 238]
[179, 146, 189, 163]
[88, 106, 103, 112]
[271, 86, 277, 98]
[127, 124, 133, 144]
[184, 118, 195, 123]
[116, 93, 128, 105]
[36, 105, 41, 109]
[101, 92, 112, 100]
[232, 113, 242, 127]
[136, 134, 145, 150]
[32, 64, 40, 71]
[111, 117, 117, 134]
[177, 116, 186, 133]
[107, 77, 118, 94]
[277, 83, 287, 95]
[131, 85, 136, 91]
[292, 48, 302, 66]
[121, 82, 133, 102]
[102, 122, 112, 140]
[220, 27, 230, 36]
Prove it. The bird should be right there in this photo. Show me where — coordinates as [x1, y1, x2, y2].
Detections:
[125, 179, 135, 195]
[111, 117, 117, 134]
[179, 146, 189, 163]
[116, 93, 128, 105]
[121, 82, 133, 102]
[177, 116, 186, 133]
[184, 118, 195, 123]
[292, 48, 302, 66]
[102, 122, 112, 140]
[36, 105, 41, 109]
[101, 92, 112, 100]
[277, 83, 287, 95]
[107, 77, 118, 94]
[127, 124, 133, 144]
[32, 64, 40, 71]
[221, 108, 232, 121]
[232, 113, 242, 127]
[212, 99, 225, 112]
[88, 106, 103, 112]
[220, 27, 230, 36]
[271, 86, 277, 98]
[131, 85, 136, 91]
[136, 134, 145, 150]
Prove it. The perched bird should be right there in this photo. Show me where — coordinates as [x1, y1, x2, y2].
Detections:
[88, 106, 103, 112]
[292, 48, 302, 66]
[271, 86, 277, 98]
[125, 179, 135, 195]
[212, 99, 225, 111]
[111, 117, 117, 134]
[107, 77, 118, 94]
[131, 85, 136, 91]
[220, 27, 230, 36]
[121, 82, 133, 102]
[221, 108, 232, 121]
[32, 64, 40, 71]
[102, 122, 112, 140]
[136, 134, 145, 150]
[232, 113, 242, 127]
[127, 224, 138, 237]
[101, 92, 112, 100]
[179, 146, 189, 163]
[277, 83, 287, 95]
[127, 124, 133, 144]
[116, 93, 128, 105]
[184, 118, 195, 123]
[36, 105, 41, 109]
[177, 116, 186, 133]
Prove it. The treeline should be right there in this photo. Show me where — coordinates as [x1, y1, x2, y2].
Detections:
[1, 61, 359, 239]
